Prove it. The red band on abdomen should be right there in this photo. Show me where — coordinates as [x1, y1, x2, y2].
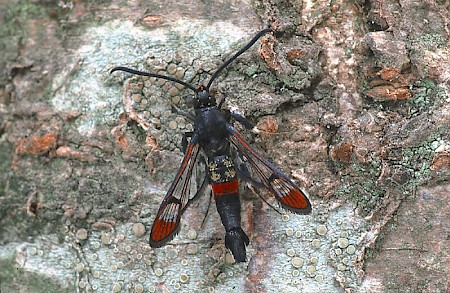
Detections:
[212, 179, 239, 197]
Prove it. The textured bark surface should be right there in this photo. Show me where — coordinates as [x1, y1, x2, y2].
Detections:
[0, 0, 449, 292]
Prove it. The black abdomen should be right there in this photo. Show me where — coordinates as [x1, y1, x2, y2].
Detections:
[208, 155, 249, 262]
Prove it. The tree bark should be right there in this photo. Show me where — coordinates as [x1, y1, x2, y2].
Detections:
[0, 0, 449, 292]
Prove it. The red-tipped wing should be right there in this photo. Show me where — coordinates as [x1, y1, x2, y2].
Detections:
[149, 134, 201, 247]
[227, 124, 312, 214]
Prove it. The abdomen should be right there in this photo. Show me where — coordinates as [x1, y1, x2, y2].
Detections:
[208, 155, 249, 262]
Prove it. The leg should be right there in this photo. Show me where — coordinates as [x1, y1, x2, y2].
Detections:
[236, 160, 282, 215]
[236, 163, 266, 190]
[200, 190, 213, 228]
[194, 155, 207, 195]
[182, 131, 194, 153]
[230, 112, 258, 133]
[231, 113, 290, 135]
[217, 91, 226, 109]
[190, 174, 209, 203]
[171, 104, 195, 122]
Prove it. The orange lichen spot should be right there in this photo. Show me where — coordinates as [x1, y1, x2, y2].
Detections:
[286, 49, 307, 63]
[15, 132, 57, 156]
[365, 66, 414, 101]
[260, 35, 281, 71]
[378, 67, 402, 81]
[330, 142, 354, 163]
[111, 125, 131, 155]
[365, 85, 412, 101]
[430, 152, 450, 171]
[257, 116, 279, 133]
[141, 14, 162, 27]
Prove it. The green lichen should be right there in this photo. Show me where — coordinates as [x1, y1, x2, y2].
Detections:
[2, 1, 47, 32]
[244, 64, 260, 77]
[401, 136, 435, 171]
[407, 78, 446, 117]
[410, 33, 448, 50]
[0, 142, 14, 188]
[336, 134, 437, 215]
[335, 154, 386, 215]
[281, 71, 310, 91]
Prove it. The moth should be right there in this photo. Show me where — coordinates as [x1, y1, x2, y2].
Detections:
[111, 29, 312, 262]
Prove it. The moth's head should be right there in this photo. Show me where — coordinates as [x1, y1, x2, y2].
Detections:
[194, 85, 216, 108]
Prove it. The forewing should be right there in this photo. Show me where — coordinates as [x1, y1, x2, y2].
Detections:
[149, 134, 202, 247]
[227, 124, 312, 214]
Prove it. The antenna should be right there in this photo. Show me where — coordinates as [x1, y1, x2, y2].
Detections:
[110, 29, 273, 93]
[206, 28, 272, 90]
[110, 66, 197, 92]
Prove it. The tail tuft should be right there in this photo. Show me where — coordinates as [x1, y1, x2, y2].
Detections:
[225, 228, 250, 263]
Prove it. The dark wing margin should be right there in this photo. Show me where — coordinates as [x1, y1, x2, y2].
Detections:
[149, 133, 201, 247]
[227, 124, 312, 214]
